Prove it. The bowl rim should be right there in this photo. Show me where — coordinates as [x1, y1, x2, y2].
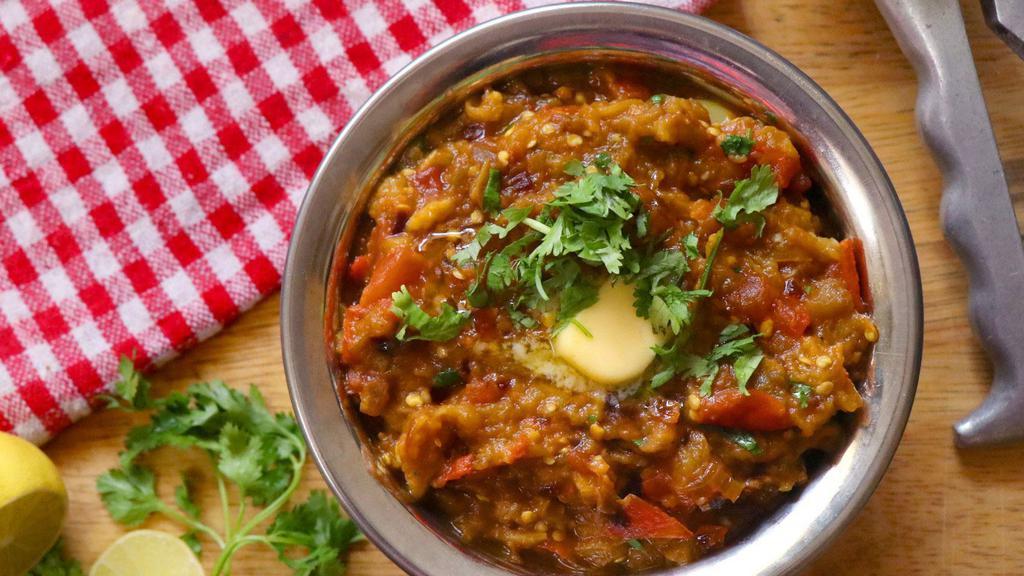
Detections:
[281, 3, 923, 575]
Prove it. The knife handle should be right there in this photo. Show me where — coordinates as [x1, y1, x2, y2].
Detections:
[877, 0, 1024, 446]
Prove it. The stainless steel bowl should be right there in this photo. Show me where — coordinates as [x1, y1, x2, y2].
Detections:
[281, 4, 923, 575]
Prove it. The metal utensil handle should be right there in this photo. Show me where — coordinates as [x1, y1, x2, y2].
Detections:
[877, 0, 1024, 446]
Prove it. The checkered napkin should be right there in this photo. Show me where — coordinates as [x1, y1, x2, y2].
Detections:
[0, 0, 714, 444]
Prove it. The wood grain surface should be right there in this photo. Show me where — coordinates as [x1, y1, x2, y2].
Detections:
[43, 1, 1024, 574]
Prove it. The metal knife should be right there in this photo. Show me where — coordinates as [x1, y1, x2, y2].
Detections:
[982, 0, 1024, 60]
[876, 0, 1024, 447]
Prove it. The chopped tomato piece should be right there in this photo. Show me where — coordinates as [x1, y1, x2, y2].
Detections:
[464, 375, 504, 404]
[343, 369, 390, 417]
[837, 238, 867, 312]
[359, 243, 427, 305]
[618, 494, 693, 540]
[722, 272, 779, 323]
[411, 165, 443, 197]
[432, 454, 475, 488]
[752, 129, 800, 188]
[772, 294, 811, 337]
[348, 254, 372, 282]
[695, 524, 728, 550]
[537, 540, 575, 562]
[640, 471, 675, 502]
[472, 308, 499, 340]
[341, 299, 397, 364]
[507, 433, 533, 462]
[696, 388, 791, 432]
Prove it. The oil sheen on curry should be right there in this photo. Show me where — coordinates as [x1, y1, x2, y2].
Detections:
[334, 63, 875, 573]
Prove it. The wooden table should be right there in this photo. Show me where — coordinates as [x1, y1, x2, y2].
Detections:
[45, 0, 1024, 574]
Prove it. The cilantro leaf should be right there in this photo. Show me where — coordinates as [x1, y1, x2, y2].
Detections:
[650, 94, 665, 105]
[563, 159, 585, 177]
[266, 491, 364, 576]
[720, 133, 754, 157]
[27, 539, 83, 576]
[648, 285, 712, 335]
[706, 324, 763, 395]
[482, 168, 502, 214]
[100, 356, 153, 411]
[791, 382, 812, 408]
[553, 274, 599, 335]
[433, 368, 462, 388]
[97, 465, 163, 526]
[175, 474, 201, 520]
[652, 324, 762, 395]
[712, 165, 779, 236]
[486, 252, 514, 292]
[723, 429, 762, 455]
[391, 286, 470, 342]
[630, 242, 711, 335]
[175, 475, 203, 555]
[698, 230, 722, 290]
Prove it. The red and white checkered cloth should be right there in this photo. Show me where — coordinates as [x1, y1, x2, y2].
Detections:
[0, 0, 714, 445]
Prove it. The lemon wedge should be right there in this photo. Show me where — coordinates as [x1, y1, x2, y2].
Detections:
[0, 432, 67, 576]
[90, 529, 204, 576]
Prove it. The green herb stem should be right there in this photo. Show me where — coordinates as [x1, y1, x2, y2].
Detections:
[156, 502, 226, 549]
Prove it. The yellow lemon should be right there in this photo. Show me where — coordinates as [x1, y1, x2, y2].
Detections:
[89, 529, 204, 576]
[0, 431, 68, 576]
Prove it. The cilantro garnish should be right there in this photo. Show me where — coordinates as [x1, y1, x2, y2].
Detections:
[629, 241, 711, 336]
[483, 168, 502, 214]
[454, 160, 643, 330]
[698, 230, 722, 291]
[96, 359, 361, 576]
[265, 491, 365, 574]
[553, 275, 599, 336]
[713, 165, 779, 236]
[723, 429, 762, 455]
[628, 538, 645, 550]
[98, 355, 152, 411]
[720, 132, 754, 157]
[650, 94, 665, 105]
[27, 539, 82, 576]
[391, 286, 470, 342]
[651, 324, 763, 395]
[433, 368, 462, 388]
[791, 382, 812, 408]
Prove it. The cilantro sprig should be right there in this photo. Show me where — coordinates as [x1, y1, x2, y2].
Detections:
[791, 382, 812, 408]
[629, 237, 711, 335]
[720, 132, 754, 157]
[96, 359, 361, 576]
[651, 324, 763, 396]
[482, 168, 502, 214]
[391, 286, 469, 342]
[454, 159, 645, 329]
[712, 164, 779, 236]
[723, 429, 762, 455]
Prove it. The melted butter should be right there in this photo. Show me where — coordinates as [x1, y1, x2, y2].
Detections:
[552, 281, 665, 388]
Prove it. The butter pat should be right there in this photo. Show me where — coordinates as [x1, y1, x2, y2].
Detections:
[553, 281, 664, 387]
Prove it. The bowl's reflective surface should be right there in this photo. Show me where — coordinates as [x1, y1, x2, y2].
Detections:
[281, 4, 922, 575]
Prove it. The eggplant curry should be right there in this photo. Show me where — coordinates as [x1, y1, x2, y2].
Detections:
[333, 63, 875, 573]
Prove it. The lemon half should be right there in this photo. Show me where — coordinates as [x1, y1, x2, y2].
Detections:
[0, 432, 68, 576]
[89, 529, 204, 576]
